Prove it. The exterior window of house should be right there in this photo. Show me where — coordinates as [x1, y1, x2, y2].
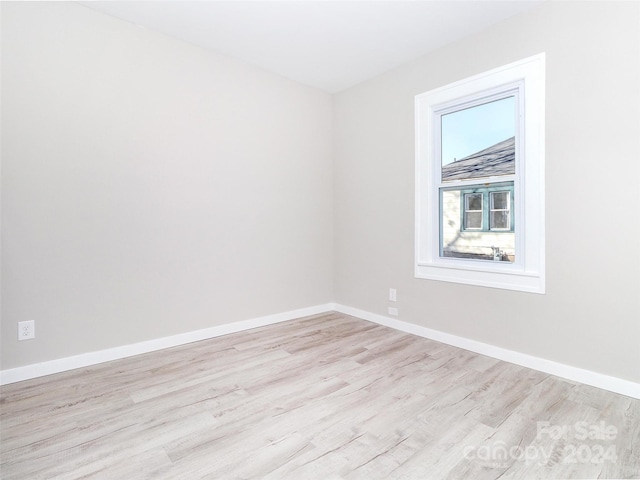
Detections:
[490, 191, 510, 230]
[464, 193, 483, 230]
[415, 54, 545, 293]
[458, 185, 513, 233]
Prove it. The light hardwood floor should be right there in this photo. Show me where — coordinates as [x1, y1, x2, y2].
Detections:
[1, 312, 639, 479]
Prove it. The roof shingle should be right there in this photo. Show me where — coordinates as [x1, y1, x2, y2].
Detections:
[441, 136, 515, 181]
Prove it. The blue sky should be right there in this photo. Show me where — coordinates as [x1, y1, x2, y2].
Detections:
[441, 96, 515, 166]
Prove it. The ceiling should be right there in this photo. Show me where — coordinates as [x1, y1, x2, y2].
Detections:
[79, 1, 544, 93]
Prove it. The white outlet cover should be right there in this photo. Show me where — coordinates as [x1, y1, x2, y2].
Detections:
[18, 320, 35, 340]
[388, 307, 399, 316]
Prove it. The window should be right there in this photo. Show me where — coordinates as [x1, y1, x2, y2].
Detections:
[462, 185, 514, 262]
[459, 185, 513, 232]
[490, 191, 510, 231]
[464, 192, 483, 230]
[415, 54, 545, 293]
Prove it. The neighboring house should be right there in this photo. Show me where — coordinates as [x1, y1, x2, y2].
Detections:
[440, 137, 515, 261]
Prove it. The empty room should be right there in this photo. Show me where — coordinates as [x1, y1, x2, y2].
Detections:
[1, 1, 639, 479]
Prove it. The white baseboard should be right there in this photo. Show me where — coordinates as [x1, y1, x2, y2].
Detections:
[3, 302, 639, 400]
[0, 304, 334, 385]
[333, 304, 640, 400]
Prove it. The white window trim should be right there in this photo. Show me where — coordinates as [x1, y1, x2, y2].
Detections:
[415, 54, 545, 294]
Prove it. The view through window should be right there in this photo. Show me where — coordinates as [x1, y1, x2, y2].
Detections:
[439, 96, 516, 262]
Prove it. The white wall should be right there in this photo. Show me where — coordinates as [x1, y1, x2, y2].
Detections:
[334, 1, 640, 383]
[1, 2, 333, 369]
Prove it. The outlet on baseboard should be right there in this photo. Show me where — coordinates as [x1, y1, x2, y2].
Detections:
[389, 288, 397, 302]
[18, 320, 35, 341]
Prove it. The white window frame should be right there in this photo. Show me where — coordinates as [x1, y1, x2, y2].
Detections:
[415, 54, 545, 294]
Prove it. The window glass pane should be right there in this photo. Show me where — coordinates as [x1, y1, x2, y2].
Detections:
[465, 212, 482, 229]
[491, 191, 509, 210]
[438, 97, 516, 262]
[441, 97, 516, 182]
[466, 193, 482, 211]
[490, 211, 510, 230]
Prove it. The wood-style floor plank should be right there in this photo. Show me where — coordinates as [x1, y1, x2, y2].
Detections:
[1, 312, 639, 479]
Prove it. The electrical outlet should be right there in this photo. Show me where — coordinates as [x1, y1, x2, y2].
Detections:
[18, 320, 35, 341]
[389, 288, 397, 302]
[388, 307, 398, 316]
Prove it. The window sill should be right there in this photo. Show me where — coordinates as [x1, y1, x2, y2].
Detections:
[415, 261, 545, 294]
